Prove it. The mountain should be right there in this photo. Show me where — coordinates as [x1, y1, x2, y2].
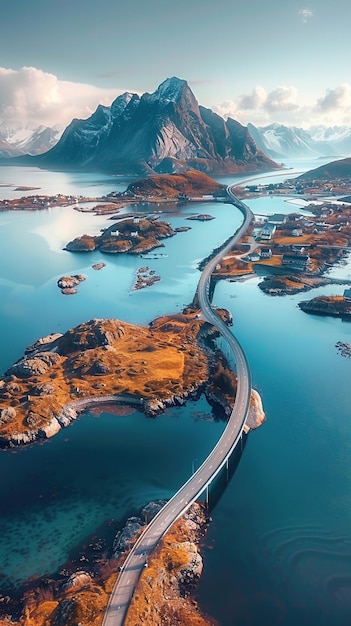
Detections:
[20, 77, 279, 176]
[0, 122, 61, 157]
[248, 123, 351, 160]
[297, 156, 351, 180]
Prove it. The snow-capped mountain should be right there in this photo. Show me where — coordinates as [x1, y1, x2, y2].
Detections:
[21, 77, 278, 176]
[248, 123, 351, 160]
[0, 123, 62, 157]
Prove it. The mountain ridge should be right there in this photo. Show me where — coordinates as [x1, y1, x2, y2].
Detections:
[13, 77, 279, 176]
[248, 122, 351, 160]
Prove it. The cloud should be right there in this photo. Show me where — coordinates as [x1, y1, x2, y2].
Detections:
[213, 82, 351, 128]
[0, 66, 124, 128]
[214, 85, 300, 125]
[264, 86, 299, 113]
[238, 86, 267, 110]
[316, 83, 351, 113]
[299, 8, 313, 23]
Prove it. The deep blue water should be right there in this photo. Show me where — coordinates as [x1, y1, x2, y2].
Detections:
[197, 277, 351, 626]
[0, 163, 351, 625]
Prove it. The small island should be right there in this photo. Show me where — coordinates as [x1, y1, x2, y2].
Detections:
[65, 216, 176, 254]
[0, 312, 265, 448]
[298, 292, 351, 318]
[57, 274, 86, 294]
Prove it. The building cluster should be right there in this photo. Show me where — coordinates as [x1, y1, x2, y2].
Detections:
[0, 194, 84, 210]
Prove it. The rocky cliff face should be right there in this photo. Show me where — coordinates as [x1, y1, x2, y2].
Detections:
[28, 77, 278, 175]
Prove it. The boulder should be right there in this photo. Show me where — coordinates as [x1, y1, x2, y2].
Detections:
[245, 389, 266, 430]
[31, 383, 55, 396]
[61, 571, 91, 592]
[6, 358, 49, 378]
[112, 516, 144, 557]
[0, 407, 16, 425]
[38, 417, 61, 439]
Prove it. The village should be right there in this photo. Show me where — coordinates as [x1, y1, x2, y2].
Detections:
[214, 192, 351, 305]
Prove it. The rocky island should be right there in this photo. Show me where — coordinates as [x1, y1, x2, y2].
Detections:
[0, 312, 264, 449]
[298, 294, 351, 317]
[65, 216, 176, 254]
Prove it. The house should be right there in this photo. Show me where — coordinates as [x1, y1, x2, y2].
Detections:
[282, 253, 310, 271]
[260, 247, 272, 259]
[130, 231, 139, 237]
[292, 228, 303, 237]
[259, 223, 276, 240]
[343, 288, 351, 301]
[247, 252, 261, 262]
[267, 213, 286, 225]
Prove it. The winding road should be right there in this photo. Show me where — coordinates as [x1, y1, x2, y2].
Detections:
[102, 185, 254, 625]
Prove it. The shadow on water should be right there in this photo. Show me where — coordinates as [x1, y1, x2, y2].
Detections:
[206, 432, 248, 515]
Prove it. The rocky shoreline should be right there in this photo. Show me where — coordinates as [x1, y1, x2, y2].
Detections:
[298, 295, 351, 317]
[0, 312, 265, 448]
[65, 216, 176, 254]
[0, 501, 215, 626]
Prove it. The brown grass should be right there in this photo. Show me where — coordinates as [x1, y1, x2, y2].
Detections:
[0, 313, 209, 445]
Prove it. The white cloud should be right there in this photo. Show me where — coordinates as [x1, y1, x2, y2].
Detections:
[263, 86, 299, 113]
[0, 66, 124, 128]
[238, 86, 267, 110]
[213, 83, 351, 128]
[316, 84, 351, 113]
[214, 85, 300, 126]
[299, 8, 313, 23]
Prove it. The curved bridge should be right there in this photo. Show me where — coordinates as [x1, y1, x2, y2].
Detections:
[102, 186, 254, 625]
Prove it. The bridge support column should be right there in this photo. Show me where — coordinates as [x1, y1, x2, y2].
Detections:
[205, 484, 209, 512]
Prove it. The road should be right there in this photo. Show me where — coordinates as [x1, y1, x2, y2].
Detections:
[102, 185, 253, 625]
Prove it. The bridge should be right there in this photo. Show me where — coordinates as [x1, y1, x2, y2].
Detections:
[102, 186, 254, 625]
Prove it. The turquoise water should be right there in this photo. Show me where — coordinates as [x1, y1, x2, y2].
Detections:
[197, 276, 351, 625]
[0, 163, 350, 624]
[0, 399, 225, 589]
[0, 167, 240, 590]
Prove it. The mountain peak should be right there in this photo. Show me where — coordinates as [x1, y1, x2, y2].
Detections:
[26, 77, 279, 175]
[150, 76, 189, 103]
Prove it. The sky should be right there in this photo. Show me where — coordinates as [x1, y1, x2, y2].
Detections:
[1, 0, 351, 130]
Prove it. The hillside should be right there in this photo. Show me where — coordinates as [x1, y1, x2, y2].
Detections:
[297, 156, 351, 180]
[124, 170, 226, 198]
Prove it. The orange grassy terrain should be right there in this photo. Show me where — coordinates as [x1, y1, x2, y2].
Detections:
[1, 505, 216, 626]
[0, 312, 211, 447]
[125, 171, 226, 199]
[125, 504, 218, 626]
[213, 201, 351, 292]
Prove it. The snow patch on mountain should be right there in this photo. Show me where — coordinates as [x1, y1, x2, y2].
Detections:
[248, 122, 351, 159]
[148, 77, 188, 103]
[0, 122, 62, 156]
